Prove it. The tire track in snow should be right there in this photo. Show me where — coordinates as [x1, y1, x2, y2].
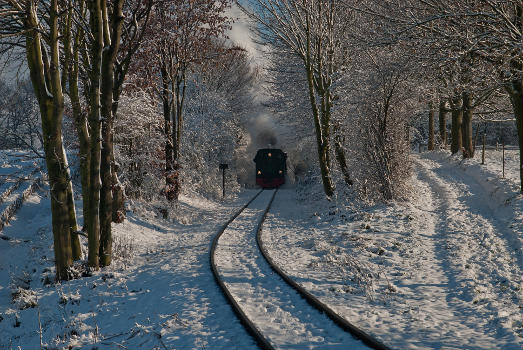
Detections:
[413, 155, 522, 348]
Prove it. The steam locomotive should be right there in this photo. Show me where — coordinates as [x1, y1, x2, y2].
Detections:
[254, 148, 287, 188]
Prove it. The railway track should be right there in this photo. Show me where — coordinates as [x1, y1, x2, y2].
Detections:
[0, 168, 41, 233]
[211, 189, 391, 350]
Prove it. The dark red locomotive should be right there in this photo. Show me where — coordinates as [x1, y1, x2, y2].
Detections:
[254, 148, 287, 188]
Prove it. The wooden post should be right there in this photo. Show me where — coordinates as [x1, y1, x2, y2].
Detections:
[428, 102, 434, 151]
[481, 133, 486, 165]
[502, 141, 505, 178]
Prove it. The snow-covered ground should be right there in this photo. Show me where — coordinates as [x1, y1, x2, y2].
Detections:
[214, 189, 369, 349]
[0, 148, 521, 349]
[1, 177, 259, 349]
[263, 149, 522, 349]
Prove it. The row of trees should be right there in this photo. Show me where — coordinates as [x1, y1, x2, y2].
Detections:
[241, 0, 522, 198]
[359, 0, 522, 189]
[0, 0, 234, 280]
[127, 0, 234, 201]
[241, 0, 356, 198]
[0, 0, 150, 279]
[242, 0, 417, 199]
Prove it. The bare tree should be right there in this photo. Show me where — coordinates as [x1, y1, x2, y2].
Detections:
[438, 99, 448, 147]
[337, 45, 414, 200]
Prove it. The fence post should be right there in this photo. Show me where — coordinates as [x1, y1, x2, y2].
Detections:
[481, 133, 486, 165]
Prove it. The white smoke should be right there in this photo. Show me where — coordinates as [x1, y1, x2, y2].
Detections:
[248, 113, 279, 149]
[226, 4, 295, 186]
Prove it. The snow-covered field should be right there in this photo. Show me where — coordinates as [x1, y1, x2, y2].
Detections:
[0, 148, 521, 349]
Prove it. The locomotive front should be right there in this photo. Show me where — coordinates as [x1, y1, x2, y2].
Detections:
[253, 148, 287, 188]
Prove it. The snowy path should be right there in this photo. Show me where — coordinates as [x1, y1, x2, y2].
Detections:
[410, 155, 522, 348]
[214, 189, 370, 350]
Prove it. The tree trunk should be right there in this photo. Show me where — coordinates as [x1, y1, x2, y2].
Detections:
[99, 118, 113, 267]
[300, 12, 334, 198]
[438, 99, 448, 148]
[99, 0, 124, 267]
[24, 0, 74, 280]
[60, 3, 81, 261]
[111, 170, 125, 223]
[47, 131, 74, 280]
[304, 67, 334, 196]
[172, 74, 186, 165]
[69, 45, 91, 235]
[110, 57, 127, 223]
[160, 63, 175, 201]
[334, 138, 353, 187]
[513, 90, 522, 193]
[162, 64, 173, 173]
[507, 3, 522, 193]
[165, 73, 186, 202]
[67, 14, 90, 252]
[65, 163, 82, 260]
[450, 94, 463, 154]
[461, 91, 474, 158]
[317, 138, 334, 197]
[86, 0, 104, 270]
[110, 161, 125, 224]
[428, 102, 434, 151]
[99, 121, 113, 267]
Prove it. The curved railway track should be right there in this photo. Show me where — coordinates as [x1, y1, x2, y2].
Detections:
[211, 189, 391, 350]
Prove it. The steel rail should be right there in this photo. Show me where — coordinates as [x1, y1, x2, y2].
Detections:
[212, 188, 393, 350]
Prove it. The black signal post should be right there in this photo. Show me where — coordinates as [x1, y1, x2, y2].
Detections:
[219, 163, 228, 197]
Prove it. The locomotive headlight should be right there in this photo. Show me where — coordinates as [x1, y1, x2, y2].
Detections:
[278, 170, 283, 174]
[268, 153, 272, 157]
[257, 170, 261, 175]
